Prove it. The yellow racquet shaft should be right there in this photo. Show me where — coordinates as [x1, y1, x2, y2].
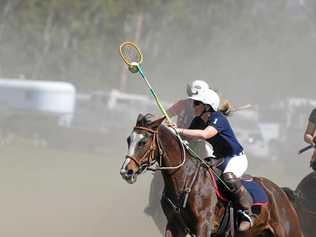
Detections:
[136, 64, 171, 123]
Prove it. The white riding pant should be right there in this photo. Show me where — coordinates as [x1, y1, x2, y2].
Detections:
[223, 154, 248, 178]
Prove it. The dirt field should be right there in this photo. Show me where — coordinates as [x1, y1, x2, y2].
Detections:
[0, 133, 311, 237]
[0, 139, 162, 237]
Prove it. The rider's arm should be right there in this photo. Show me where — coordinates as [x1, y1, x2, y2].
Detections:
[304, 121, 316, 145]
[176, 126, 218, 140]
[304, 109, 316, 145]
[166, 99, 187, 118]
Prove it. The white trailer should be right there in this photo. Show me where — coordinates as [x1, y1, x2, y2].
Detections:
[0, 78, 76, 126]
[0, 79, 76, 145]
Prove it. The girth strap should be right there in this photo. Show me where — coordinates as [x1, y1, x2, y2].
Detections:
[161, 193, 193, 236]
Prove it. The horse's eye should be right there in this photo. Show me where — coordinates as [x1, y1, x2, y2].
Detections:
[138, 140, 147, 147]
[127, 137, 131, 146]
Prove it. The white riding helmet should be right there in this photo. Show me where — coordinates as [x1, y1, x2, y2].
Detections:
[186, 80, 210, 96]
[188, 88, 220, 111]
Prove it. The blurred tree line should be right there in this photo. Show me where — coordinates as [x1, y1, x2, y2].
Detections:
[0, 0, 315, 102]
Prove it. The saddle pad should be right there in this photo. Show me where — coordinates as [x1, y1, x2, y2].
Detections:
[241, 180, 269, 206]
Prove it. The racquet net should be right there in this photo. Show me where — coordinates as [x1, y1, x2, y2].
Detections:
[119, 41, 143, 66]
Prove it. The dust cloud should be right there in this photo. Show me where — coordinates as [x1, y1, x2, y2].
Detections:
[0, 1, 315, 236]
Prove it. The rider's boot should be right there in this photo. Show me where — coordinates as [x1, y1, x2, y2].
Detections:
[222, 172, 255, 232]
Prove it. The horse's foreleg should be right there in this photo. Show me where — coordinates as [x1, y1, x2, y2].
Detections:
[196, 219, 212, 237]
[165, 222, 186, 237]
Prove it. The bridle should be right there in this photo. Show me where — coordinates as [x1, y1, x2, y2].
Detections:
[125, 126, 160, 173]
[125, 125, 187, 172]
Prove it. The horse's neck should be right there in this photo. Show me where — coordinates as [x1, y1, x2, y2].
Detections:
[158, 125, 196, 195]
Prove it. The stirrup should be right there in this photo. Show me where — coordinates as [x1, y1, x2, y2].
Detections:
[237, 210, 254, 227]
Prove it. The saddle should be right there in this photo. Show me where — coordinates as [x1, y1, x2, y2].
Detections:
[216, 175, 268, 206]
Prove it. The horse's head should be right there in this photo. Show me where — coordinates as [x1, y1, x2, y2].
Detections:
[120, 113, 165, 184]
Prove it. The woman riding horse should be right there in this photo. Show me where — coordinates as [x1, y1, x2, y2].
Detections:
[173, 88, 253, 232]
[120, 113, 303, 236]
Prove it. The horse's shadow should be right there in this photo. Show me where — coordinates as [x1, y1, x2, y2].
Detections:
[144, 172, 166, 235]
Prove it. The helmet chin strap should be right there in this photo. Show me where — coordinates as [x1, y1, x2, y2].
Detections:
[199, 112, 210, 122]
[198, 105, 212, 122]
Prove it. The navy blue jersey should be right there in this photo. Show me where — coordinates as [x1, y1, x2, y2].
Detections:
[206, 112, 243, 158]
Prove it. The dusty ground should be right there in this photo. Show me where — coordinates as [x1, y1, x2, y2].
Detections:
[0, 131, 311, 237]
[0, 138, 162, 237]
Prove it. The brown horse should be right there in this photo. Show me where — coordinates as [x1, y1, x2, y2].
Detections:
[283, 172, 316, 237]
[120, 114, 303, 237]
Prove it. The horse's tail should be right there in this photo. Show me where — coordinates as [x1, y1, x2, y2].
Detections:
[282, 187, 297, 203]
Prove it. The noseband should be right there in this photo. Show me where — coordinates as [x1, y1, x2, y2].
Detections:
[126, 125, 186, 171]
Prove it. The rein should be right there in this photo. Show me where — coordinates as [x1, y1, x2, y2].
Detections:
[129, 125, 231, 191]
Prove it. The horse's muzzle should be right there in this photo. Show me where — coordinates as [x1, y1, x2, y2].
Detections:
[120, 168, 137, 184]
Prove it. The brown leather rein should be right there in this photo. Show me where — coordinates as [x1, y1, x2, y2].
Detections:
[125, 125, 186, 171]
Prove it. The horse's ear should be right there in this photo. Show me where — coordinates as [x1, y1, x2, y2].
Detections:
[149, 116, 166, 130]
[136, 113, 144, 125]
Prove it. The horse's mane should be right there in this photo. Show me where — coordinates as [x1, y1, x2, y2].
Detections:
[136, 113, 156, 127]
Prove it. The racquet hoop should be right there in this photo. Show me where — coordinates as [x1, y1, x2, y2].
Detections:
[119, 41, 143, 73]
